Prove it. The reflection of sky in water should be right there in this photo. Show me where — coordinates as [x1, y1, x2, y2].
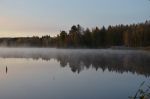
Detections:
[0, 48, 149, 99]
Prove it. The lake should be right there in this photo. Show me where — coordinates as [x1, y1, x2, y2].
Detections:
[0, 48, 149, 99]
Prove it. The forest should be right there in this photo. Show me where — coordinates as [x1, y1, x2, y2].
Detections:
[0, 21, 150, 48]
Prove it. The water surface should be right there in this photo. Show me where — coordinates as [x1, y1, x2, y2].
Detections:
[0, 48, 149, 99]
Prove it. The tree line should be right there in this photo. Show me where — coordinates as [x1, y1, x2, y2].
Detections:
[0, 21, 150, 48]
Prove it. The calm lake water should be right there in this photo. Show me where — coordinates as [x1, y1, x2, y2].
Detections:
[0, 48, 149, 99]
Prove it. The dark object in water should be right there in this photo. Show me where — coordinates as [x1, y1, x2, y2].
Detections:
[6, 66, 8, 74]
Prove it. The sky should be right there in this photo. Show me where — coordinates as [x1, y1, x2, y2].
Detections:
[0, 0, 150, 37]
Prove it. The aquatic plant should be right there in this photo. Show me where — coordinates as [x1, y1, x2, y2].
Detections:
[129, 82, 150, 99]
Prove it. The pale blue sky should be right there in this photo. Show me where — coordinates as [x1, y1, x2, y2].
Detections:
[0, 0, 150, 37]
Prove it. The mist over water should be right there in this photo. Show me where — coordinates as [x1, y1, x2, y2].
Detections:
[0, 48, 149, 99]
[0, 47, 149, 58]
[0, 48, 150, 75]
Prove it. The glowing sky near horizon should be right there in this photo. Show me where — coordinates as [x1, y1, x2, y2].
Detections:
[0, 0, 150, 37]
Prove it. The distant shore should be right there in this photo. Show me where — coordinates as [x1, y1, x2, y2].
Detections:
[0, 21, 150, 49]
[0, 46, 149, 51]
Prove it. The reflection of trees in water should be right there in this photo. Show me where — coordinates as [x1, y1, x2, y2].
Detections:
[0, 50, 149, 76]
[56, 53, 150, 76]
